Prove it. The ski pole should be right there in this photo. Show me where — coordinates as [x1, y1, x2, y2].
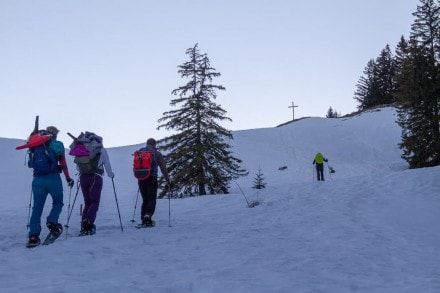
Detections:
[234, 181, 252, 208]
[27, 189, 33, 231]
[111, 178, 124, 232]
[65, 183, 73, 223]
[326, 162, 333, 180]
[131, 188, 140, 223]
[65, 180, 81, 239]
[168, 184, 172, 228]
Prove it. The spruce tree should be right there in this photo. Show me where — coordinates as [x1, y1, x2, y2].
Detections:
[326, 106, 340, 118]
[158, 44, 248, 195]
[354, 45, 396, 110]
[353, 59, 379, 110]
[326, 107, 335, 118]
[395, 0, 440, 168]
[411, 0, 440, 59]
[375, 44, 396, 105]
[252, 168, 266, 189]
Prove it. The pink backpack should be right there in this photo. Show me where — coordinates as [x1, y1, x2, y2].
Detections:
[69, 144, 90, 157]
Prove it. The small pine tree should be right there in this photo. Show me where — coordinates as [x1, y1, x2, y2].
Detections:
[252, 168, 266, 189]
[326, 107, 340, 118]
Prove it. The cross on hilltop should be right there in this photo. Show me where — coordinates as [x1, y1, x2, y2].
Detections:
[288, 101, 298, 120]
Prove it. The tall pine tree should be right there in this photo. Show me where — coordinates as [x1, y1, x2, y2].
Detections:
[158, 44, 247, 195]
[354, 45, 395, 110]
[376, 44, 396, 105]
[353, 59, 379, 110]
[395, 0, 440, 168]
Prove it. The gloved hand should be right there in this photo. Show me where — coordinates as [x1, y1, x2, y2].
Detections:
[66, 177, 74, 188]
[108, 172, 115, 179]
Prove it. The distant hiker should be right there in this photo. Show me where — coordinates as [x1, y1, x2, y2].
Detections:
[313, 152, 328, 181]
[69, 132, 114, 235]
[27, 126, 74, 247]
[134, 138, 170, 226]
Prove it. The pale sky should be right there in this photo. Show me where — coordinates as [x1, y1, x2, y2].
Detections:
[1, 0, 418, 147]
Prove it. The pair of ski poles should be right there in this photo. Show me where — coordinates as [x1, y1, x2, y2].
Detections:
[63, 177, 124, 239]
[130, 184, 172, 227]
[312, 162, 334, 181]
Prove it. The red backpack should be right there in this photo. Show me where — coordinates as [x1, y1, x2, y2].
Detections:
[133, 149, 154, 180]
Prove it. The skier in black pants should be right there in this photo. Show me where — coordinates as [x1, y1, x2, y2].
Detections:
[138, 138, 170, 226]
[313, 152, 328, 181]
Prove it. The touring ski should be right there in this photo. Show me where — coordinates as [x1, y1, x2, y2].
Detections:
[42, 223, 63, 245]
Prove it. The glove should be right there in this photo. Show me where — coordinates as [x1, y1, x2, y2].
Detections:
[66, 177, 74, 188]
[108, 171, 115, 179]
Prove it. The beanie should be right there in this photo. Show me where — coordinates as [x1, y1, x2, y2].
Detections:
[46, 126, 59, 135]
[146, 138, 156, 147]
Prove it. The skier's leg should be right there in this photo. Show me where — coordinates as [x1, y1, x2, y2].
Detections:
[85, 175, 103, 224]
[145, 177, 158, 216]
[29, 177, 48, 237]
[46, 173, 64, 225]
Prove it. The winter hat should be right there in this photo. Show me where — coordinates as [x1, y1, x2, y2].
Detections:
[146, 138, 156, 147]
[46, 126, 59, 135]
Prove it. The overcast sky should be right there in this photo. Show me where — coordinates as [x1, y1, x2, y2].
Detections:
[1, 0, 418, 147]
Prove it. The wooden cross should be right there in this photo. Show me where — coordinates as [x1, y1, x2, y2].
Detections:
[288, 101, 298, 120]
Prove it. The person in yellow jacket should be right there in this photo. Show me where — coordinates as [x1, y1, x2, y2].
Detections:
[313, 152, 328, 181]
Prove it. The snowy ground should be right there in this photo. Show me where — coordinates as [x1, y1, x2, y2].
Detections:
[1, 107, 439, 292]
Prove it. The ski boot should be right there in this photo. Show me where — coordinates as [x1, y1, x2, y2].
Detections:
[79, 220, 96, 236]
[26, 235, 41, 248]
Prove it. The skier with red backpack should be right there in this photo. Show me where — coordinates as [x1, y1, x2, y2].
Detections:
[133, 138, 170, 227]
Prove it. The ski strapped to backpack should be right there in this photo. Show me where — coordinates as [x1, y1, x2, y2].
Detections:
[15, 116, 50, 150]
[69, 132, 104, 175]
[16, 132, 52, 150]
[133, 148, 155, 180]
[16, 120, 59, 176]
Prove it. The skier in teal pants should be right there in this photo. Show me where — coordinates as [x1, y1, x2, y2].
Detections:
[29, 173, 64, 235]
[27, 126, 74, 247]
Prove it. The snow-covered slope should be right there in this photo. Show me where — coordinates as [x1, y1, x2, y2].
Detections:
[0, 107, 439, 293]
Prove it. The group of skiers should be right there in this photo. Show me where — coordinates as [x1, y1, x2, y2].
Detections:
[22, 123, 331, 247]
[24, 125, 170, 248]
